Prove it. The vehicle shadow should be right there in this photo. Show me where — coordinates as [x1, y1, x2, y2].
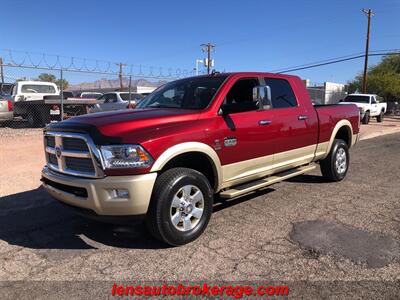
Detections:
[285, 174, 330, 184]
[1, 119, 41, 129]
[0, 186, 274, 251]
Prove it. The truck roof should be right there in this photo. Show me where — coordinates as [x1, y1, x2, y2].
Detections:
[16, 80, 58, 86]
[188, 72, 300, 80]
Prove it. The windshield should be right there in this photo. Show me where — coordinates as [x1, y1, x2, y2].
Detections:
[120, 93, 143, 101]
[344, 95, 370, 103]
[137, 76, 227, 109]
[21, 84, 56, 94]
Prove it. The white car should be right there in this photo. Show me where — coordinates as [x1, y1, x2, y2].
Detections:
[89, 92, 143, 113]
[341, 94, 387, 124]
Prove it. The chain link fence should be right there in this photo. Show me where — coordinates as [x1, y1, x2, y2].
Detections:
[0, 49, 207, 129]
[0, 63, 197, 128]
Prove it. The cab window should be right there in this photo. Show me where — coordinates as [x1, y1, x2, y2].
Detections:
[264, 78, 297, 109]
[223, 78, 259, 113]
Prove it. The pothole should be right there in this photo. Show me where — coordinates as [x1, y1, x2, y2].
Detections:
[290, 220, 400, 268]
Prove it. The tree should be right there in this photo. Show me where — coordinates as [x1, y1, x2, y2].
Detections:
[348, 55, 400, 102]
[36, 73, 69, 90]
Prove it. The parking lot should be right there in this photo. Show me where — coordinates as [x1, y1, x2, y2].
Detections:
[1, 118, 400, 297]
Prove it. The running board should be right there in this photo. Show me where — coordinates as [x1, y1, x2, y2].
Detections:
[219, 164, 317, 199]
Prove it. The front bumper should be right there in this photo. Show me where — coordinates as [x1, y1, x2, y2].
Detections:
[41, 166, 157, 216]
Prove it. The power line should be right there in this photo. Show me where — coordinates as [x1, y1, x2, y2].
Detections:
[276, 51, 400, 74]
[270, 49, 400, 73]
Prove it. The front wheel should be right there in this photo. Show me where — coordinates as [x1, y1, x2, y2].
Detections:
[376, 111, 384, 123]
[146, 168, 213, 246]
[320, 139, 349, 182]
[362, 111, 370, 124]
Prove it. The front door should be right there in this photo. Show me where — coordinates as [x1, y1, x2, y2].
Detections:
[212, 77, 280, 185]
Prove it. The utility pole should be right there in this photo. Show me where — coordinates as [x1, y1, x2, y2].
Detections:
[118, 63, 126, 90]
[0, 57, 4, 85]
[201, 43, 215, 74]
[362, 8, 374, 94]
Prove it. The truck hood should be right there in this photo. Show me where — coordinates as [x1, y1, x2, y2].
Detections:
[51, 108, 202, 143]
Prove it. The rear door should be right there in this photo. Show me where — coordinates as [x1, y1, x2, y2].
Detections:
[264, 77, 318, 169]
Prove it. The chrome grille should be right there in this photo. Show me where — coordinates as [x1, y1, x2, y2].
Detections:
[65, 157, 95, 173]
[46, 136, 55, 147]
[44, 132, 104, 178]
[63, 137, 88, 151]
[48, 153, 58, 165]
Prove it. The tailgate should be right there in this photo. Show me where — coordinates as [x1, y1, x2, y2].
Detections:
[0, 100, 10, 112]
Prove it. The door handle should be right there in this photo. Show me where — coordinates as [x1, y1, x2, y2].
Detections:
[258, 120, 272, 126]
[298, 115, 308, 120]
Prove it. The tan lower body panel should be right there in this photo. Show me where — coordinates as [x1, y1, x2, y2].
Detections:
[221, 144, 317, 190]
[220, 164, 317, 198]
[42, 166, 157, 216]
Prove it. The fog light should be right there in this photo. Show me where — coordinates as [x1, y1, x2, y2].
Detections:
[108, 189, 129, 199]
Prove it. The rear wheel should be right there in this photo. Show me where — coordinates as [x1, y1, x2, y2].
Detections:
[376, 111, 384, 123]
[362, 111, 370, 124]
[146, 168, 213, 246]
[320, 139, 349, 182]
[27, 110, 43, 128]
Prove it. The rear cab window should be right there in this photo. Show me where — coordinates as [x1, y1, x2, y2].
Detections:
[264, 78, 298, 109]
[21, 84, 56, 94]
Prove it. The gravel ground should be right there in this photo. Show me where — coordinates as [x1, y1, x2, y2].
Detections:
[1, 121, 400, 298]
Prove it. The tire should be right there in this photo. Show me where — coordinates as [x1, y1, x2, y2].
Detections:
[362, 111, 370, 124]
[320, 139, 349, 182]
[146, 167, 213, 246]
[27, 110, 43, 128]
[376, 111, 384, 123]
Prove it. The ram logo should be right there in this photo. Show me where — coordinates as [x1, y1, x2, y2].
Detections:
[55, 146, 62, 158]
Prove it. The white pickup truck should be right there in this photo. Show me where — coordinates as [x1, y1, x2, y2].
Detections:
[341, 94, 387, 124]
[11, 81, 98, 127]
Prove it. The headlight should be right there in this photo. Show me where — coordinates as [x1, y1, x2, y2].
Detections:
[100, 145, 153, 169]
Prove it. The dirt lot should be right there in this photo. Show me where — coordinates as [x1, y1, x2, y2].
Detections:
[1, 118, 400, 298]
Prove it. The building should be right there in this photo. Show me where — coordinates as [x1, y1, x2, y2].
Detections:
[304, 81, 347, 105]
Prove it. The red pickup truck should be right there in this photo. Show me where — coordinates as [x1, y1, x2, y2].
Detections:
[41, 72, 360, 245]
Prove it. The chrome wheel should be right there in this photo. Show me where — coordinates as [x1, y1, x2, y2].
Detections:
[170, 185, 204, 232]
[335, 148, 347, 174]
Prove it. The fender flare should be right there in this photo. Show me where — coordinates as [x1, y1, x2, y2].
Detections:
[150, 142, 223, 190]
[322, 120, 354, 160]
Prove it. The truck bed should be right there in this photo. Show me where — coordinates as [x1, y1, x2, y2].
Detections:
[315, 103, 360, 144]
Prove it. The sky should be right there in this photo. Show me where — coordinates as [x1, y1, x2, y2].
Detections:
[1, 0, 400, 84]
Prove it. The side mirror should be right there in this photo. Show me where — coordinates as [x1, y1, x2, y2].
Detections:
[253, 85, 272, 109]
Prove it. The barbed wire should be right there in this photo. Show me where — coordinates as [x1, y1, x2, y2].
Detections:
[0, 49, 202, 79]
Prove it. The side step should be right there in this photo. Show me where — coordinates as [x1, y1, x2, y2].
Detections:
[219, 163, 317, 199]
